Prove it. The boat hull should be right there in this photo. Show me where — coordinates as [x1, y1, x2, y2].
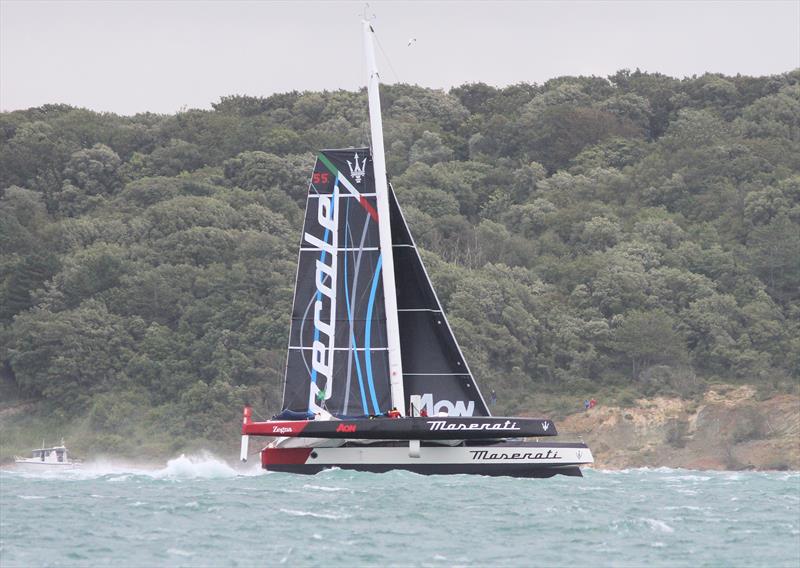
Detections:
[13, 461, 81, 471]
[244, 416, 558, 440]
[260, 440, 592, 478]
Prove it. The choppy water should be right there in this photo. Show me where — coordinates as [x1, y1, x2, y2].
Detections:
[1, 456, 798, 567]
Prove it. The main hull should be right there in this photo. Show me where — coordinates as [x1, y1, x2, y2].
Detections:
[261, 440, 592, 478]
[244, 415, 558, 440]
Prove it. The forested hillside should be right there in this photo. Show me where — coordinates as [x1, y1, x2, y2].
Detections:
[1, 70, 798, 452]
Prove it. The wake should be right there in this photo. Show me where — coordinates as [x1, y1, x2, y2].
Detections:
[3, 451, 266, 481]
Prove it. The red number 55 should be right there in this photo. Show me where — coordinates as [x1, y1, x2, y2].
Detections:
[312, 172, 330, 185]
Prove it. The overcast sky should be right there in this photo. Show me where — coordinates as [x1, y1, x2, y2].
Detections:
[1, 0, 798, 115]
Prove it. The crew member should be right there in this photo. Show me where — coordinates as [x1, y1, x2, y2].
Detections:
[387, 407, 401, 418]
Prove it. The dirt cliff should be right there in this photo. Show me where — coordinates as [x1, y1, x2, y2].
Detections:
[559, 385, 800, 470]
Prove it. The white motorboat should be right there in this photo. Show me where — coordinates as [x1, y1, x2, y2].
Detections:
[14, 440, 81, 470]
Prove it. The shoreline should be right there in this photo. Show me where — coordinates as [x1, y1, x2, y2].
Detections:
[557, 385, 800, 472]
[2, 384, 797, 472]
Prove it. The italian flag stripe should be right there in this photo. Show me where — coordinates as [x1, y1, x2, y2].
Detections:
[317, 153, 378, 222]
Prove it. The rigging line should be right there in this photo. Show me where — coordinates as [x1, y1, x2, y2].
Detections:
[360, 23, 371, 149]
[251, 407, 269, 421]
[373, 28, 402, 85]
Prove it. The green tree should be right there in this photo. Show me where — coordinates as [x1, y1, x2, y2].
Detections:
[614, 309, 688, 378]
[409, 131, 454, 165]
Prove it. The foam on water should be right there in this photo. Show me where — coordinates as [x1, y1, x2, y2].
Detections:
[5, 451, 266, 481]
[151, 453, 239, 479]
[1, 465, 798, 567]
[279, 508, 351, 520]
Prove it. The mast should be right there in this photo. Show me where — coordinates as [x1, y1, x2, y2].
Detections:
[362, 20, 405, 415]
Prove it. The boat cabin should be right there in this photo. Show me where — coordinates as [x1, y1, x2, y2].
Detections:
[31, 447, 68, 463]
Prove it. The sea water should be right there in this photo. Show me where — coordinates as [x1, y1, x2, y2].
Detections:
[1, 456, 798, 567]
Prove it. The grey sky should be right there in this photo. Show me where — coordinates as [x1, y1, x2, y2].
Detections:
[2, 0, 798, 116]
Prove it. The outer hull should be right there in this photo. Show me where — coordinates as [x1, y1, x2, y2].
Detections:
[13, 461, 81, 471]
[261, 440, 592, 478]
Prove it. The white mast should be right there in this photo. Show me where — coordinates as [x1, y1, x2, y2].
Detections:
[362, 20, 405, 415]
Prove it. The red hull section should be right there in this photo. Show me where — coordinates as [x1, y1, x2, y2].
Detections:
[245, 421, 310, 437]
[261, 448, 313, 466]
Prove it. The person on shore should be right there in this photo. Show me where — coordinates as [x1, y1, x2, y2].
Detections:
[589, 398, 597, 409]
[490, 389, 497, 406]
[584, 399, 590, 411]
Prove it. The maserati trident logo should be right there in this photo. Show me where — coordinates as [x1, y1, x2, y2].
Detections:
[347, 152, 367, 184]
[542, 421, 550, 432]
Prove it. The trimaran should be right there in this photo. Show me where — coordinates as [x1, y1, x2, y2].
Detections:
[239, 21, 593, 477]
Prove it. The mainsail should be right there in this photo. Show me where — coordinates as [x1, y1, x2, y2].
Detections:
[283, 148, 391, 416]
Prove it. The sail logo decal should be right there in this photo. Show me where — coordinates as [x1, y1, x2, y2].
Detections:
[542, 421, 550, 432]
[303, 179, 340, 415]
[347, 152, 367, 184]
[469, 449, 561, 461]
[319, 153, 377, 221]
[272, 426, 296, 435]
[427, 420, 520, 432]
[336, 423, 357, 433]
[410, 394, 475, 417]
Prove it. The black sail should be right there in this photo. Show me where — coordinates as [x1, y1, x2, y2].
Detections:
[282, 149, 392, 416]
[389, 186, 491, 417]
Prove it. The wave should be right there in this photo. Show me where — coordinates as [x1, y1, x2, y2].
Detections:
[302, 484, 352, 493]
[151, 453, 240, 480]
[3, 452, 266, 481]
[279, 508, 351, 520]
[641, 518, 675, 533]
[590, 467, 799, 479]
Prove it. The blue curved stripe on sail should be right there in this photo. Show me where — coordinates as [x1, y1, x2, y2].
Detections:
[364, 255, 383, 414]
[343, 199, 369, 414]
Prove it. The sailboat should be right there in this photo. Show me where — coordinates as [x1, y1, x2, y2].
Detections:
[239, 21, 593, 478]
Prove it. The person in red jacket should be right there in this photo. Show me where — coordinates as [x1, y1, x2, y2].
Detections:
[387, 407, 401, 418]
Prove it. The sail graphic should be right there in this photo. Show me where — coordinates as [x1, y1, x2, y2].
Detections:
[282, 148, 392, 416]
[389, 186, 491, 417]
